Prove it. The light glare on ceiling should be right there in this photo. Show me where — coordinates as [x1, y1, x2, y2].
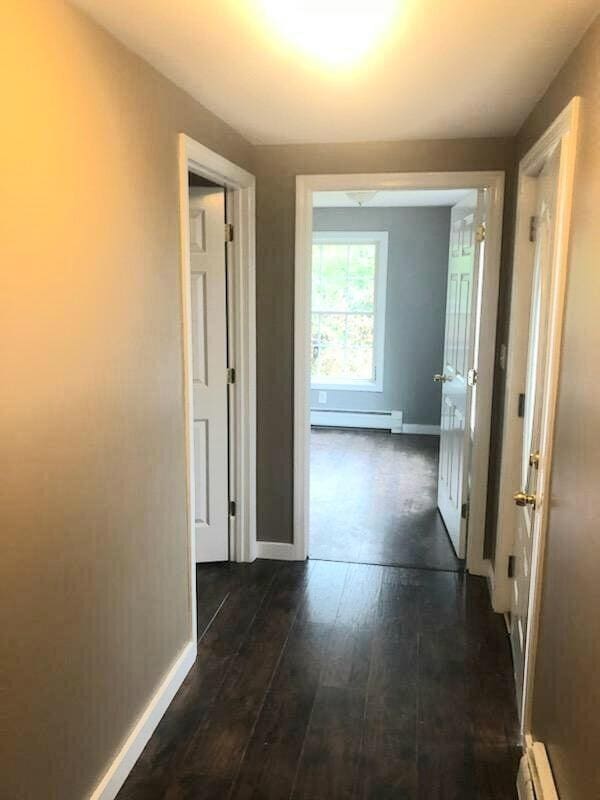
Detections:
[257, 0, 399, 68]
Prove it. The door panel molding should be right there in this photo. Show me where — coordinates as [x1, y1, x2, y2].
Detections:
[437, 191, 481, 559]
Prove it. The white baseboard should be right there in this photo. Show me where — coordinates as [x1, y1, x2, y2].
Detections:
[402, 423, 440, 435]
[255, 541, 303, 561]
[310, 409, 439, 435]
[90, 640, 196, 800]
[517, 736, 559, 800]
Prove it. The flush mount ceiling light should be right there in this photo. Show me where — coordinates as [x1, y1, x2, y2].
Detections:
[346, 191, 379, 206]
[257, 0, 399, 68]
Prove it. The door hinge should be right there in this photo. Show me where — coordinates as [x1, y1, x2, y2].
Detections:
[467, 368, 478, 386]
[224, 223, 234, 243]
[475, 222, 486, 243]
[461, 502, 469, 520]
[229, 500, 236, 517]
[518, 392, 525, 418]
[529, 216, 537, 242]
[227, 367, 236, 384]
[508, 555, 516, 578]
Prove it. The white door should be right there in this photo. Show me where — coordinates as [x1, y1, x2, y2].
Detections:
[510, 150, 559, 709]
[189, 185, 229, 562]
[436, 191, 483, 558]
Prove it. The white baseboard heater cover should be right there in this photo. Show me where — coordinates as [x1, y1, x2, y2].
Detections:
[518, 756, 536, 800]
[517, 738, 559, 800]
[310, 408, 440, 435]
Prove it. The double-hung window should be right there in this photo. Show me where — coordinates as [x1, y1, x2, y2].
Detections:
[311, 231, 388, 391]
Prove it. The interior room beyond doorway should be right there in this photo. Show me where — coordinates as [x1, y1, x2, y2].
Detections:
[308, 187, 483, 571]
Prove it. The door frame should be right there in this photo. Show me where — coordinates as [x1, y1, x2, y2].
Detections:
[178, 135, 257, 641]
[294, 170, 505, 573]
[491, 98, 580, 732]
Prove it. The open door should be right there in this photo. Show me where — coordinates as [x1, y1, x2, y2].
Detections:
[436, 190, 484, 559]
[510, 149, 559, 709]
[189, 183, 229, 562]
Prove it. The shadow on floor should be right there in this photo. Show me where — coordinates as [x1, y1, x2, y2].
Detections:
[310, 428, 463, 571]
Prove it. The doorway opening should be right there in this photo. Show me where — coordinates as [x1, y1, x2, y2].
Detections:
[295, 172, 505, 577]
[178, 135, 257, 644]
[309, 188, 480, 570]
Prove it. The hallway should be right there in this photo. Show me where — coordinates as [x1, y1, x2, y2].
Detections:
[310, 429, 462, 570]
[118, 560, 520, 799]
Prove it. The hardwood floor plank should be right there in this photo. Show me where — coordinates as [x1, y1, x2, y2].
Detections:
[164, 774, 233, 799]
[320, 625, 375, 691]
[291, 685, 366, 800]
[417, 742, 474, 800]
[297, 559, 349, 625]
[355, 690, 418, 800]
[269, 621, 331, 696]
[229, 689, 317, 800]
[196, 563, 238, 637]
[334, 563, 384, 628]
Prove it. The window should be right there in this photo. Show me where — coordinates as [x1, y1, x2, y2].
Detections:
[311, 231, 388, 391]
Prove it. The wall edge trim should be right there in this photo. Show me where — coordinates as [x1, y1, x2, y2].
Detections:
[255, 541, 304, 560]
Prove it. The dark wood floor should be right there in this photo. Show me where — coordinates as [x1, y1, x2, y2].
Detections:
[118, 559, 520, 800]
[310, 429, 462, 571]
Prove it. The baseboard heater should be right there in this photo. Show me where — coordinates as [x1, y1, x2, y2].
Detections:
[310, 408, 440, 435]
[517, 738, 559, 800]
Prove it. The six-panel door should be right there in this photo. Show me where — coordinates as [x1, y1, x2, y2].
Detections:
[189, 186, 229, 562]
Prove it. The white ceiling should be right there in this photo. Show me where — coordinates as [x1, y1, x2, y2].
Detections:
[72, 0, 598, 145]
[313, 189, 472, 207]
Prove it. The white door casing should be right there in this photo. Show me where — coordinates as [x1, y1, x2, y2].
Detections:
[510, 150, 560, 711]
[437, 191, 483, 559]
[189, 186, 229, 562]
[294, 171, 504, 571]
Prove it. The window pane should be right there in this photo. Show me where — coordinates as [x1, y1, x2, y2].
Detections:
[346, 277, 374, 312]
[349, 243, 376, 276]
[311, 312, 321, 350]
[317, 313, 346, 348]
[321, 243, 349, 272]
[316, 344, 346, 380]
[311, 313, 347, 381]
[346, 314, 374, 349]
[318, 245, 349, 310]
[346, 347, 373, 380]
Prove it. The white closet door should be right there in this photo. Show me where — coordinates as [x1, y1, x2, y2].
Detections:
[189, 186, 229, 562]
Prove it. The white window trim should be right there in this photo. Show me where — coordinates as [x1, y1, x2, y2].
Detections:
[311, 230, 388, 393]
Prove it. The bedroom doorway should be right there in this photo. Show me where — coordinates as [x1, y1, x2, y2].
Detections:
[294, 172, 504, 576]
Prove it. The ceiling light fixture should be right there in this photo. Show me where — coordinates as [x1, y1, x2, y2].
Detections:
[346, 191, 378, 206]
[257, 0, 399, 68]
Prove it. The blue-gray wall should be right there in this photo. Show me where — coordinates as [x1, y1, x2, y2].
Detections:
[311, 206, 451, 425]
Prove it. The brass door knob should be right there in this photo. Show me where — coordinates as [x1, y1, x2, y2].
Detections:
[513, 491, 536, 508]
[433, 374, 449, 383]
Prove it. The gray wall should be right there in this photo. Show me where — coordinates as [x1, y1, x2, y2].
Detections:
[254, 138, 516, 544]
[1, 1, 254, 798]
[311, 206, 450, 425]
[516, 15, 600, 800]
